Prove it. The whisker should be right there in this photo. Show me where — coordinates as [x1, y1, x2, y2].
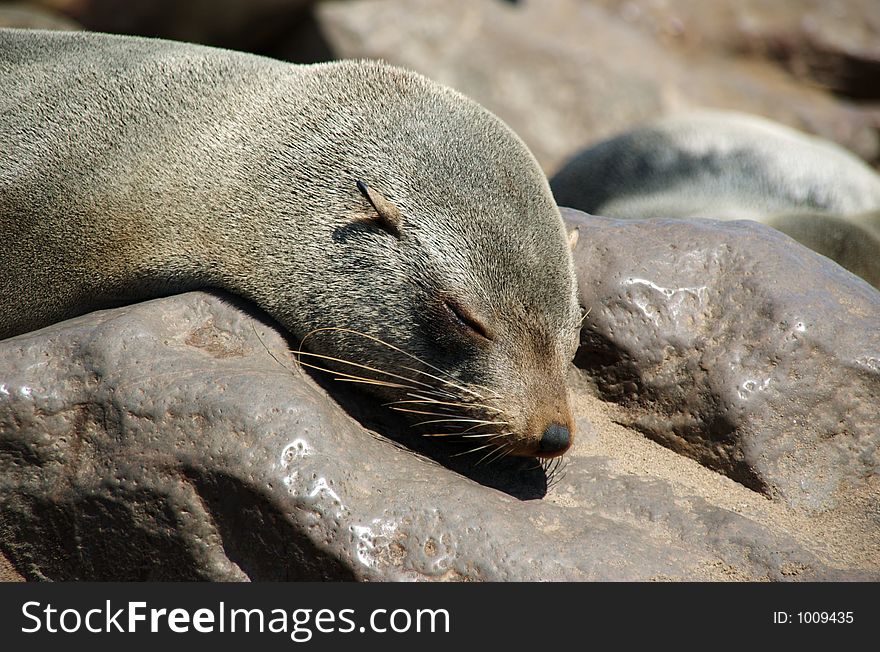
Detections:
[579, 305, 593, 326]
[294, 328, 516, 458]
[296, 360, 420, 391]
[476, 442, 510, 466]
[461, 432, 508, 439]
[412, 417, 503, 428]
[422, 432, 467, 438]
[333, 378, 420, 389]
[296, 350, 438, 392]
[298, 327, 487, 398]
[420, 431, 507, 440]
[384, 398, 503, 414]
[482, 444, 513, 466]
[251, 324, 299, 376]
[451, 443, 495, 458]
[398, 365, 484, 400]
[397, 388, 461, 401]
[392, 407, 467, 418]
[399, 366, 502, 403]
[539, 455, 568, 491]
[460, 420, 508, 434]
[390, 388, 464, 402]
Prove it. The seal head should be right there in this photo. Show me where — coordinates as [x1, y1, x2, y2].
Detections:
[0, 31, 581, 458]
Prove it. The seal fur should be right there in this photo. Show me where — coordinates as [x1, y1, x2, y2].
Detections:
[0, 29, 581, 458]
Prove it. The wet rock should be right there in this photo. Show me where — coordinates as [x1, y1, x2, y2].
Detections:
[563, 207, 880, 510]
[1, 291, 871, 580]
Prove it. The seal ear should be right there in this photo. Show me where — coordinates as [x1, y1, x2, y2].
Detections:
[567, 226, 579, 251]
[356, 180, 403, 237]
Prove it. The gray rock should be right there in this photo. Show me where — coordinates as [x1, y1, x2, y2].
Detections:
[0, 3, 80, 30]
[563, 207, 880, 511]
[36, 0, 322, 60]
[550, 111, 880, 220]
[315, 0, 880, 172]
[549, 111, 880, 289]
[590, 0, 880, 100]
[1, 291, 871, 580]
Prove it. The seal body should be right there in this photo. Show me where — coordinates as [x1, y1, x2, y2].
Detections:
[550, 111, 880, 288]
[0, 29, 581, 458]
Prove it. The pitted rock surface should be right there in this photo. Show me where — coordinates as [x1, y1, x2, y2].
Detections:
[564, 208, 880, 511]
[1, 291, 875, 580]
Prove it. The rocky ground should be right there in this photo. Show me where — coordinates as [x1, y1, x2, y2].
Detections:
[1, 214, 876, 581]
[5, 0, 879, 171]
[1, 0, 878, 580]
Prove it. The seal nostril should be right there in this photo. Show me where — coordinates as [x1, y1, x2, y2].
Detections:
[538, 423, 571, 455]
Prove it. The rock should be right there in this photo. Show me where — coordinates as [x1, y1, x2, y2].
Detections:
[2, 291, 873, 580]
[563, 207, 880, 513]
[549, 111, 880, 288]
[315, 0, 880, 170]
[0, 551, 23, 582]
[32, 0, 329, 62]
[551, 111, 880, 219]
[764, 210, 880, 289]
[590, 0, 880, 100]
[0, 2, 80, 30]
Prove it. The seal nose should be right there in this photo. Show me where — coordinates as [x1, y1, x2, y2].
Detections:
[538, 423, 571, 456]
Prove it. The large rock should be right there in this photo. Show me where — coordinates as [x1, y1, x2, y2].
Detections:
[315, 0, 880, 171]
[0, 2, 80, 30]
[564, 207, 880, 513]
[589, 0, 880, 100]
[549, 111, 880, 289]
[1, 291, 874, 580]
[550, 111, 880, 220]
[32, 0, 329, 62]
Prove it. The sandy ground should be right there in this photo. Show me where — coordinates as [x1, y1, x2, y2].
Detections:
[0, 550, 24, 582]
[1, 366, 874, 581]
[558, 368, 879, 578]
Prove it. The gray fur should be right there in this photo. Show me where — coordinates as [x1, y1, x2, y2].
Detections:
[550, 111, 880, 288]
[0, 29, 580, 456]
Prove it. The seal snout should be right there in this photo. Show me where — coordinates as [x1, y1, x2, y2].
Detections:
[536, 423, 571, 457]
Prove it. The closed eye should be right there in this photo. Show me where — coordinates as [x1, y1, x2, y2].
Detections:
[444, 299, 493, 341]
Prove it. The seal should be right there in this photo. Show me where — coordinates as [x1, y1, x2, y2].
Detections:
[550, 111, 880, 287]
[0, 29, 581, 459]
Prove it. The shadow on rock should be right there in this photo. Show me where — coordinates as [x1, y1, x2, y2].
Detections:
[206, 290, 554, 502]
